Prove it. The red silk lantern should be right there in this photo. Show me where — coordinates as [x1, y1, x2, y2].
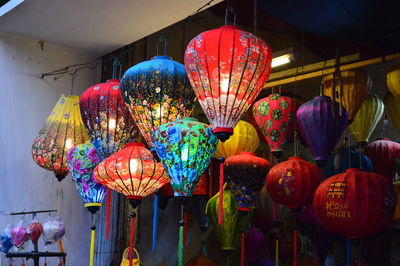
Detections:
[266, 157, 322, 209]
[252, 94, 297, 157]
[364, 139, 400, 180]
[313, 168, 395, 239]
[185, 25, 273, 141]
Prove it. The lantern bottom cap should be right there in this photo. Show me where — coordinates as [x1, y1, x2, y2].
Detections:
[84, 203, 102, 208]
[315, 158, 327, 167]
[272, 150, 283, 158]
[213, 127, 233, 142]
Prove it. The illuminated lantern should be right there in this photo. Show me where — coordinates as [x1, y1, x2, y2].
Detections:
[252, 93, 297, 157]
[266, 157, 322, 209]
[296, 96, 348, 166]
[185, 25, 273, 141]
[313, 168, 395, 239]
[120, 56, 195, 148]
[323, 70, 372, 122]
[348, 95, 384, 145]
[80, 79, 138, 159]
[206, 190, 251, 252]
[224, 152, 270, 211]
[386, 63, 400, 97]
[32, 95, 89, 181]
[364, 139, 400, 180]
[93, 142, 169, 266]
[324, 147, 373, 178]
[393, 181, 400, 221]
[384, 92, 400, 134]
[248, 109, 267, 143]
[215, 120, 259, 159]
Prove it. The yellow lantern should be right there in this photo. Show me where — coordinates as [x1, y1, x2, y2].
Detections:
[393, 181, 400, 221]
[32, 95, 89, 181]
[214, 120, 259, 159]
[348, 95, 384, 144]
[384, 92, 400, 134]
[323, 69, 372, 122]
[386, 63, 400, 97]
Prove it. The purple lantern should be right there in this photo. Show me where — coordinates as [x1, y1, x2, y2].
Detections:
[245, 227, 265, 263]
[296, 96, 347, 166]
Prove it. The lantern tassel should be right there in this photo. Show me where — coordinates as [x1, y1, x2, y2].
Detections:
[240, 231, 245, 266]
[59, 240, 65, 265]
[183, 212, 188, 245]
[293, 230, 297, 266]
[152, 194, 159, 252]
[129, 212, 136, 266]
[218, 158, 225, 225]
[89, 223, 96, 266]
[275, 239, 279, 266]
[106, 189, 112, 240]
[178, 205, 184, 266]
[346, 239, 351, 266]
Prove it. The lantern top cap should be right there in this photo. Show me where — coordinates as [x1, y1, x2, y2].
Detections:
[313, 96, 331, 101]
[125, 142, 145, 148]
[181, 117, 198, 122]
[106, 79, 120, 83]
[65, 94, 79, 100]
[345, 168, 365, 173]
[239, 152, 257, 156]
[219, 25, 240, 30]
[288, 156, 303, 160]
[151, 55, 172, 60]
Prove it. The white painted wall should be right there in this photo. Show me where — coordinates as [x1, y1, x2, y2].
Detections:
[0, 32, 100, 265]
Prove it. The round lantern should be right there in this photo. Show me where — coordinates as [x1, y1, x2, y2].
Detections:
[266, 157, 322, 209]
[184, 25, 273, 141]
[384, 91, 400, 134]
[364, 139, 400, 180]
[296, 96, 348, 166]
[313, 168, 395, 239]
[324, 147, 373, 178]
[80, 79, 138, 159]
[323, 69, 372, 122]
[386, 63, 400, 97]
[224, 152, 270, 211]
[252, 93, 297, 157]
[120, 56, 195, 148]
[214, 120, 259, 159]
[348, 95, 384, 145]
[32, 95, 89, 181]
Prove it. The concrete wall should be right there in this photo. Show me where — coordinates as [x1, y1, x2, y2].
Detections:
[0, 32, 100, 265]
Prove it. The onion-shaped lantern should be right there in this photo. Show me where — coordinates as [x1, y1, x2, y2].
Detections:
[313, 168, 395, 239]
[252, 93, 297, 157]
[80, 79, 138, 159]
[348, 95, 384, 145]
[224, 152, 270, 211]
[296, 96, 348, 166]
[384, 92, 400, 134]
[120, 56, 195, 148]
[323, 69, 372, 122]
[32, 95, 89, 181]
[386, 63, 400, 97]
[184, 25, 273, 141]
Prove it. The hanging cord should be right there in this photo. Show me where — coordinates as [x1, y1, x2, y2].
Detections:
[156, 34, 168, 56]
[224, 6, 236, 26]
[111, 57, 121, 79]
[89, 213, 96, 266]
[152, 194, 159, 252]
[253, 0, 257, 34]
[178, 205, 185, 266]
[69, 70, 78, 95]
[129, 210, 136, 266]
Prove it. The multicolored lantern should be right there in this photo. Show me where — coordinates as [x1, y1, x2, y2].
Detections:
[313, 168, 395, 239]
[364, 139, 400, 180]
[214, 120, 259, 159]
[120, 56, 195, 148]
[185, 25, 273, 141]
[348, 95, 384, 145]
[384, 92, 400, 134]
[266, 157, 322, 209]
[93, 142, 169, 266]
[386, 63, 400, 97]
[224, 152, 270, 211]
[296, 96, 348, 166]
[324, 147, 373, 178]
[323, 69, 372, 122]
[32, 95, 89, 181]
[80, 79, 138, 159]
[252, 93, 297, 157]
[153, 117, 218, 198]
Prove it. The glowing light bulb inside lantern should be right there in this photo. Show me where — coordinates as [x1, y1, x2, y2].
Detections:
[130, 158, 139, 174]
[108, 118, 116, 130]
[221, 78, 229, 93]
[181, 146, 189, 162]
[65, 138, 73, 150]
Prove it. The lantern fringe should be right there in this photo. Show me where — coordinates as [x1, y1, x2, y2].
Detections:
[218, 160, 224, 225]
[89, 226, 96, 266]
[106, 189, 112, 240]
[152, 194, 158, 252]
[275, 239, 279, 266]
[293, 230, 297, 266]
[183, 212, 188, 245]
[178, 206, 184, 266]
[129, 214, 135, 266]
[241, 231, 245, 266]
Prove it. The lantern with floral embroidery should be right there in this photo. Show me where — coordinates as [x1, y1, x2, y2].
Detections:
[120, 56, 195, 148]
[184, 25, 273, 141]
[80, 79, 138, 159]
[32, 95, 89, 181]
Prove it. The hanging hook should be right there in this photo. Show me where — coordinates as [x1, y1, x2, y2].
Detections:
[224, 6, 236, 26]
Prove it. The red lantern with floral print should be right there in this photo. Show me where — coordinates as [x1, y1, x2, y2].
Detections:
[266, 157, 322, 209]
[252, 93, 297, 157]
[184, 25, 273, 141]
[313, 168, 395, 239]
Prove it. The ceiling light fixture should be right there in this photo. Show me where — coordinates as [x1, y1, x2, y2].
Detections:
[272, 48, 295, 68]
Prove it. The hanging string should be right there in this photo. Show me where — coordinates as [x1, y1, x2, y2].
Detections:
[218, 158, 225, 225]
[240, 231, 245, 266]
[129, 210, 136, 266]
[89, 213, 96, 266]
[152, 194, 159, 252]
[178, 205, 185, 266]
[105, 189, 112, 240]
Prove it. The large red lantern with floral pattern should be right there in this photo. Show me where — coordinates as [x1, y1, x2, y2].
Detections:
[313, 168, 395, 239]
[266, 157, 322, 209]
[184, 25, 273, 141]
